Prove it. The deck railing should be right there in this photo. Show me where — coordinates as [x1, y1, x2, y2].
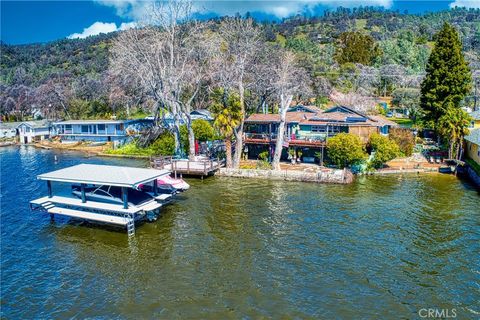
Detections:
[150, 156, 224, 176]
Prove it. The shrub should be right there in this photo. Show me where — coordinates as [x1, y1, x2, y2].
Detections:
[149, 132, 175, 156]
[327, 133, 367, 168]
[389, 128, 414, 156]
[192, 119, 215, 141]
[257, 151, 271, 170]
[368, 133, 400, 168]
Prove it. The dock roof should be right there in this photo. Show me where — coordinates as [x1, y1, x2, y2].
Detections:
[37, 164, 170, 188]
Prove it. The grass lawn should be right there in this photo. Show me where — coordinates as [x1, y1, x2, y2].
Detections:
[391, 118, 414, 127]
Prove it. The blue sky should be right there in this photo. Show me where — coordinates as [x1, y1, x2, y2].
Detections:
[1, 0, 479, 44]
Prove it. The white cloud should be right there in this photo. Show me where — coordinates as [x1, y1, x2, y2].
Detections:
[68, 21, 136, 39]
[94, 0, 394, 20]
[119, 21, 137, 30]
[449, 0, 480, 8]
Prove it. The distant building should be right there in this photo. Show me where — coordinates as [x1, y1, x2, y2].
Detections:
[0, 122, 19, 140]
[17, 120, 52, 144]
[468, 110, 480, 130]
[465, 129, 480, 166]
[53, 119, 153, 146]
[190, 109, 213, 122]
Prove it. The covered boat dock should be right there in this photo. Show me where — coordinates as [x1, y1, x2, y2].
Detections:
[30, 164, 171, 235]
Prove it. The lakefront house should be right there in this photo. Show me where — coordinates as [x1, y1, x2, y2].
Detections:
[16, 120, 52, 144]
[244, 105, 398, 162]
[53, 119, 153, 146]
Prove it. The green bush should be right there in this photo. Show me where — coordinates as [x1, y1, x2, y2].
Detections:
[368, 133, 400, 168]
[192, 119, 215, 141]
[149, 133, 175, 155]
[257, 151, 271, 170]
[327, 133, 367, 168]
[389, 128, 414, 156]
[105, 132, 176, 156]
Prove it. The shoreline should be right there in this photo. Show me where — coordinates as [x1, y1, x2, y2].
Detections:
[8, 144, 475, 185]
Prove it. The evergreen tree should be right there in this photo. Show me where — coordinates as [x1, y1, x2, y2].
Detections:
[420, 22, 472, 128]
[334, 31, 381, 66]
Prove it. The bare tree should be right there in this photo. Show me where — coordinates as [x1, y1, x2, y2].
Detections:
[110, 0, 206, 158]
[218, 17, 261, 168]
[35, 80, 71, 120]
[329, 89, 377, 114]
[271, 51, 310, 170]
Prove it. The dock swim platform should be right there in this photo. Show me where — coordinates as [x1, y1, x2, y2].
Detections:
[150, 156, 224, 177]
[30, 164, 173, 235]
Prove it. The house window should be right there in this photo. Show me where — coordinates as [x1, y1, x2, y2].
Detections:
[81, 125, 89, 133]
[311, 126, 326, 133]
[116, 124, 124, 131]
[98, 124, 105, 131]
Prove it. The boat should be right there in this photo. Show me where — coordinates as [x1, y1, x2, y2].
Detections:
[29, 164, 175, 235]
[157, 175, 190, 192]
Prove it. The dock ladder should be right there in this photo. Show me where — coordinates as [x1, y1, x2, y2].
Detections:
[126, 214, 135, 236]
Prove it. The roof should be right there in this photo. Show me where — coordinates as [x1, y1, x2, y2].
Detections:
[37, 164, 170, 188]
[246, 112, 310, 123]
[465, 128, 480, 146]
[287, 105, 323, 113]
[368, 115, 399, 127]
[16, 120, 51, 129]
[324, 105, 375, 121]
[246, 106, 398, 127]
[469, 110, 480, 120]
[0, 121, 21, 130]
[53, 119, 144, 125]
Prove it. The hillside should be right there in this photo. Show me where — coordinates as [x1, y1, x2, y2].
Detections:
[1, 7, 479, 120]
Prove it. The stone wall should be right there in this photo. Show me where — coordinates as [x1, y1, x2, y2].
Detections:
[216, 168, 354, 184]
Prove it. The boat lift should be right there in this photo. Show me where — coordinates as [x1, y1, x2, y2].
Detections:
[30, 164, 172, 236]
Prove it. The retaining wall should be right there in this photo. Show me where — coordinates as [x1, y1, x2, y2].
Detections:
[466, 166, 480, 187]
[216, 168, 354, 184]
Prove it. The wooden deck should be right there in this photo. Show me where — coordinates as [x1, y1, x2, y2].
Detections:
[151, 156, 224, 177]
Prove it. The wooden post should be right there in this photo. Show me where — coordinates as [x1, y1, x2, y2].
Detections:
[122, 187, 128, 209]
[204, 161, 207, 175]
[47, 180, 52, 198]
[187, 160, 190, 174]
[153, 180, 158, 196]
[81, 183, 86, 203]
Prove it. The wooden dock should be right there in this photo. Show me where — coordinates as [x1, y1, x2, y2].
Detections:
[151, 156, 224, 177]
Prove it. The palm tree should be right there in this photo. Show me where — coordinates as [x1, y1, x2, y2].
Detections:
[212, 90, 242, 168]
[438, 107, 472, 160]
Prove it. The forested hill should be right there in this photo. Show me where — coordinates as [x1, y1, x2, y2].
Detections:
[1, 7, 479, 120]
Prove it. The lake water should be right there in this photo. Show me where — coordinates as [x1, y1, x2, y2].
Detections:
[1, 146, 479, 319]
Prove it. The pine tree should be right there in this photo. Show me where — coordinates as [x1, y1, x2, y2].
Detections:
[420, 22, 472, 127]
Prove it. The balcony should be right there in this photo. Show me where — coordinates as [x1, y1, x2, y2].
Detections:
[244, 133, 327, 147]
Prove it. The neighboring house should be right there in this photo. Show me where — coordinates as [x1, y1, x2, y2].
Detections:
[53, 119, 153, 146]
[190, 109, 213, 122]
[16, 121, 52, 144]
[0, 122, 20, 140]
[286, 105, 323, 113]
[465, 129, 480, 166]
[244, 105, 398, 161]
[468, 110, 480, 129]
